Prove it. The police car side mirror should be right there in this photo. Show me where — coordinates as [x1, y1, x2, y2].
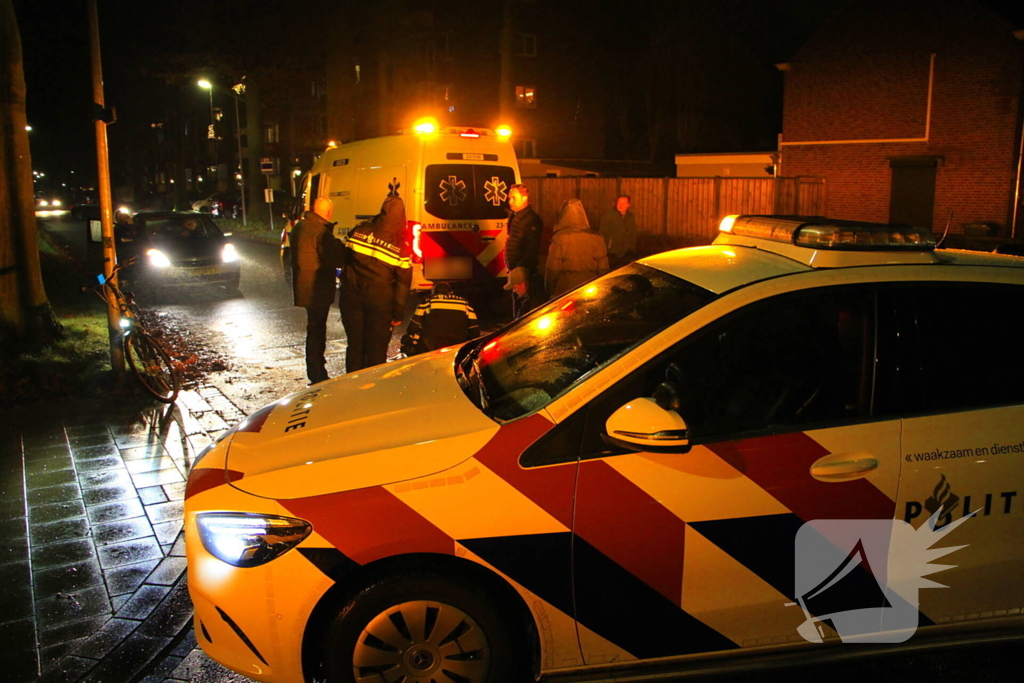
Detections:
[602, 397, 691, 454]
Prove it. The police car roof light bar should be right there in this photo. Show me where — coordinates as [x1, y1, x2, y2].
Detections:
[720, 215, 936, 251]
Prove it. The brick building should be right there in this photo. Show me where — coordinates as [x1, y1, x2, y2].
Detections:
[779, 0, 1024, 236]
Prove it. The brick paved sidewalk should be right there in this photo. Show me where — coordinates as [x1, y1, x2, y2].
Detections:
[1, 386, 247, 683]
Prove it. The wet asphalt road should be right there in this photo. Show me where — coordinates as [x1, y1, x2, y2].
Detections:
[43, 212, 390, 415]
[35, 212, 1019, 681]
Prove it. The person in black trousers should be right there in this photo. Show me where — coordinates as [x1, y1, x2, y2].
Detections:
[503, 184, 544, 318]
[339, 193, 412, 373]
[291, 197, 346, 384]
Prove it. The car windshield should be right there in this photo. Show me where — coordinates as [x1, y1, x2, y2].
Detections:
[455, 264, 715, 422]
[139, 215, 221, 240]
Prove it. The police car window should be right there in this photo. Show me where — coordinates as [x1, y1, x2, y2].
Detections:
[456, 265, 714, 422]
[424, 165, 517, 220]
[654, 286, 877, 440]
[907, 283, 1024, 413]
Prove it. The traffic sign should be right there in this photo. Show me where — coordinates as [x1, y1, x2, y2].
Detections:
[261, 157, 275, 174]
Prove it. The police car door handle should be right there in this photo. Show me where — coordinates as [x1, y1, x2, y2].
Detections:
[810, 454, 879, 482]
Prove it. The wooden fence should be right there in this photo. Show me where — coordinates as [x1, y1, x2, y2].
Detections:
[522, 176, 826, 254]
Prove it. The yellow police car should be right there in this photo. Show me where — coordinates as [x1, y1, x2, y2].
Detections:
[185, 215, 1024, 682]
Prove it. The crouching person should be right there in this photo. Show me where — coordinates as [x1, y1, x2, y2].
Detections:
[401, 282, 480, 356]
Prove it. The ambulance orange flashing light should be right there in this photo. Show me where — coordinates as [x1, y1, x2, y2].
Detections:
[495, 125, 513, 138]
[412, 118, 438, 135]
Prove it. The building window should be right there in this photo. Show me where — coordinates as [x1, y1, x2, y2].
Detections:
[515, 85, 536, 108]
[516, 33, 537, 56]
[265, 124, 280, 144]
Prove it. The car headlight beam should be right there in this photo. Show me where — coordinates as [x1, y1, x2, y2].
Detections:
[222, 243, 238, 263]
[147, 248, 172, 267]
[197, 512, 311, 568]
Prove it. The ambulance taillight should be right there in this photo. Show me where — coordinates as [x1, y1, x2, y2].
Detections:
[409, 221, 423, 263]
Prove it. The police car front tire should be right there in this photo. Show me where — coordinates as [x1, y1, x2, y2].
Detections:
[324, 575, 524, 683]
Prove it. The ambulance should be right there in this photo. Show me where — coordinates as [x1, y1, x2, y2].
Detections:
[186, 215, 1024, 682]
[301, 121, 520, 291]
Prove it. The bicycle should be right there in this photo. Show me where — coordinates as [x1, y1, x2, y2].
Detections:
[84, 259, 181, 403]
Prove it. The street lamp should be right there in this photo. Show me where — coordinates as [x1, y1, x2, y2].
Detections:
[197, 79, 215, 138]
[198, 79, 247, 225]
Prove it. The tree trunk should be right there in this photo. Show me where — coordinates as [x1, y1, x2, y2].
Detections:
[0, 0, 61, 354]
[245, 76, 264, 223]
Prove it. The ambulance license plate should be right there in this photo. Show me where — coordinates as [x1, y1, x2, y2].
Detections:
[424, 257, 473, 280]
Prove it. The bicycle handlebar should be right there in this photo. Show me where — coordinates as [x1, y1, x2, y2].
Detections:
[82, 257, 139, 293]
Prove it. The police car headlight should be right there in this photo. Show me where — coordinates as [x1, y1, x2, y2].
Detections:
[197, 513, 311, 568]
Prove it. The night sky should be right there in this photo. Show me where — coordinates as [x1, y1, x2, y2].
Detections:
[12, 0, 1024, 193]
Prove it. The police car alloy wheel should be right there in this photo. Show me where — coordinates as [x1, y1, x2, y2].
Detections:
[324, 576, 520, 683]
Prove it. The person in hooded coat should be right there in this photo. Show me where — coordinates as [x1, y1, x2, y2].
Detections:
[545, 198, 610, 298]
[291, 197, 347, 384]
[339, 194, 412, 372]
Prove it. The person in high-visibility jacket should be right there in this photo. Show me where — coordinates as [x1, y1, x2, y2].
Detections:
[400, 282, 480, 356]
[339, 193, 412, 373]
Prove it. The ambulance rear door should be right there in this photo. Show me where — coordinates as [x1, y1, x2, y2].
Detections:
[419, 160, 517, 285]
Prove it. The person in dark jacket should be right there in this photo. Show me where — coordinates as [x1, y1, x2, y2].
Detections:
[291, 197, 346, 384]
[339, 193, 412, 372]
[400, 282, 480, 356]
[599, 194, 638, 270]
[503, 184, 544, 318]
[545, 198, 609, 298]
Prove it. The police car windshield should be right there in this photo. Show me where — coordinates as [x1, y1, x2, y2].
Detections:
[457, 264, 715, 422]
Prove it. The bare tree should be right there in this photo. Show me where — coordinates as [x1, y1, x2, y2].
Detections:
[0, 0, 60, 353]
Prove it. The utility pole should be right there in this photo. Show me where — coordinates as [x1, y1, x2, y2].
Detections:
[87, 0, 124, 379]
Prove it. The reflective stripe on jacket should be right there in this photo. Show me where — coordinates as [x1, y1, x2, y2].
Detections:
[405, 293, 480, 353]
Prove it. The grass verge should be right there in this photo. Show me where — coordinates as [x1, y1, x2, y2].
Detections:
[0, 250, 114, 408]
[217, 216, 282, 246]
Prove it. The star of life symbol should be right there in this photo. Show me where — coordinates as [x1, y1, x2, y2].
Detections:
[483, 176, 508, 206]
[439, 175, 467, 206]
[790, 508, 973, 643]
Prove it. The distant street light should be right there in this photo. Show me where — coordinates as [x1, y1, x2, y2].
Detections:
[198, 79, 247, 225]
[197, 79, 215, 140]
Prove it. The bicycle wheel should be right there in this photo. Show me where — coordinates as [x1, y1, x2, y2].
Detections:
[124, 331, 180, 403]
